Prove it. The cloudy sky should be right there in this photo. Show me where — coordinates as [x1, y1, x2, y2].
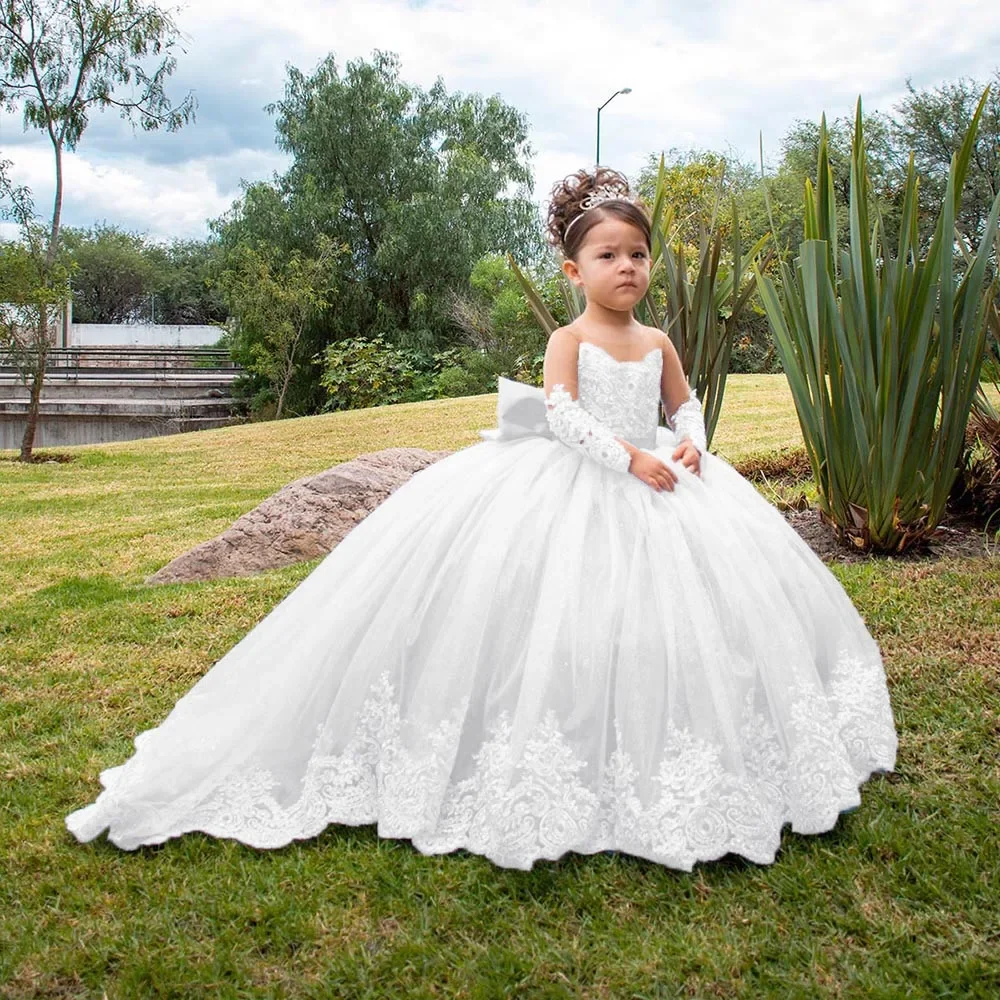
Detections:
[2, 0, 999, 243]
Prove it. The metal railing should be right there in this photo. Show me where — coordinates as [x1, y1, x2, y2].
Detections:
[0, 346, 239, 374]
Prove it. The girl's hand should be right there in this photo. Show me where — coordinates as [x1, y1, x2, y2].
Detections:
[671, 440, 702, 477]
[629, 450, 679, 492]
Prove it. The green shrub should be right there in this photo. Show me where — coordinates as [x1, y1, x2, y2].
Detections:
[431, 346, 544, 398]
[728, 313, 782, 374]
[318, 335, 430, 410]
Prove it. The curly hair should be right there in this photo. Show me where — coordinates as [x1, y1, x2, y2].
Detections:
[544, 166, 651, 261]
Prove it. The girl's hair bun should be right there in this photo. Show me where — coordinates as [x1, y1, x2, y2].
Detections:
[545, 166, 650, 260]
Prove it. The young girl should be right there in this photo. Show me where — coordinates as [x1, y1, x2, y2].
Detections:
[66, 167, 898, 871]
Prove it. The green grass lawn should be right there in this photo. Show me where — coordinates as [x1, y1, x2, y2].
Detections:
[2, 374, 998, 999]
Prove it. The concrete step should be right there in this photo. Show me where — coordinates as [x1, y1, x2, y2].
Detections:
[0, 368, 239, 381]
[1, 411, 239, 449]
[0, 378, 236, 402]
[1, 364, 236, 375]
[0, 398, 235, 418]
[1, 347, 236, 371]
[0, 343, 245, 448]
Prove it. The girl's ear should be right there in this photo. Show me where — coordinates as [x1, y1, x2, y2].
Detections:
[561, 258, 581, 287]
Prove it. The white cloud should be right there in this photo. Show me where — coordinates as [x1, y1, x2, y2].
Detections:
[1, 0, 998, 239]
[1, 141, 288, 241]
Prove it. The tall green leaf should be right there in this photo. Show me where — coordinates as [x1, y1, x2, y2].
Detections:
[755, 87, 999, 552]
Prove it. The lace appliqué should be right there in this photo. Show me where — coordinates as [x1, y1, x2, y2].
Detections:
[576, 342, 662, 449]
[544, 384, 632, 474]
[121, 649, 896, 870]
[668, 389, 707, 455]
[184, 673, 472, 849]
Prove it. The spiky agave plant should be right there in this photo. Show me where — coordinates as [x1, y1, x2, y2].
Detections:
[507, 153, 767, 448]
[644, 178, 771, 451]
[955, 270, 1000, 519]
[755, 90, 1000, 552]
[970, 254, 1000, 428]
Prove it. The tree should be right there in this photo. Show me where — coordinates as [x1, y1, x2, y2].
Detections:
[268, 50, 543, 323]
[61, 225, 228, 325]
[779, 110, 904, 249]
[635, 148, 758, 248]
[0, 159, 71, 454]
[0, 0, 195, 458]
[145, 238, 226, 325]
[61, 224, 157, 323]
[212, 48, 543, 415]
[894, 70, 1000, 247]
[217, 235, 344, 420]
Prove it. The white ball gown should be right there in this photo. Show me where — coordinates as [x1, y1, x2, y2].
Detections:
[66, 341, 898, 870]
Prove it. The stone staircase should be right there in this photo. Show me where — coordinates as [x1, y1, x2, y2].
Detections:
[0, 347, 242, 449]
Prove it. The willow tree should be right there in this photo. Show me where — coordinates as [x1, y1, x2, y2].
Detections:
[0, 0, 195, 459]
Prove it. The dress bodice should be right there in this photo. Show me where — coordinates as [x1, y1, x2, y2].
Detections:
[576, 341, 663, 449]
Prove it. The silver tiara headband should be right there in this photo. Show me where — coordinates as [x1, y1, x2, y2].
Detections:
[562, 184, 637, 241]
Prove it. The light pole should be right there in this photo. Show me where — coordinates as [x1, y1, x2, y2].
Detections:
[596, 87, 632, 166]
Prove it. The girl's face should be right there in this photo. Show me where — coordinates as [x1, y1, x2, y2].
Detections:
[563, 214, 651, 311]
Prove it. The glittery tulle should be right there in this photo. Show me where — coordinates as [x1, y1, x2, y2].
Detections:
[66, 343, 897, 869]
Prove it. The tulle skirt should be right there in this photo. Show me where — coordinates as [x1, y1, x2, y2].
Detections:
[66, 426, 897, 870]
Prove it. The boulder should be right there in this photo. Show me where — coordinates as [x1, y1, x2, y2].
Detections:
[146, 446, 452, 585]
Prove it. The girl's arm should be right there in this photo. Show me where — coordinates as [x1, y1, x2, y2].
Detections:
[658, 334, 706, 455]
[543, 327, 637, 474]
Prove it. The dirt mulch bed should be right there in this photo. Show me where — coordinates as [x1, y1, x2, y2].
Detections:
[781, 506, 996, 564]
[732, 446, 997, 563]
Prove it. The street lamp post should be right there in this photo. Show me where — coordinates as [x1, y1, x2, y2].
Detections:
[596, 87, 632, 166]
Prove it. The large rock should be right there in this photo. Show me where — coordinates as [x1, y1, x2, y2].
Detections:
[147, 447, 452, 585]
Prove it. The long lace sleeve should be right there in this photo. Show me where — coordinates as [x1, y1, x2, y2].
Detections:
[667, 388, 707, 454]
[544, 383, 632, 474]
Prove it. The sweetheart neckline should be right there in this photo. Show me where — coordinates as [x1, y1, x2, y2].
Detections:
[579, 341, 662, 366]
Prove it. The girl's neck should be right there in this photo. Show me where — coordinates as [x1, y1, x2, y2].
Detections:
[579, 301, 639, 336]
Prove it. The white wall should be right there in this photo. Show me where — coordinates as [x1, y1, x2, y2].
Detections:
[70, 324, 223, 348]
